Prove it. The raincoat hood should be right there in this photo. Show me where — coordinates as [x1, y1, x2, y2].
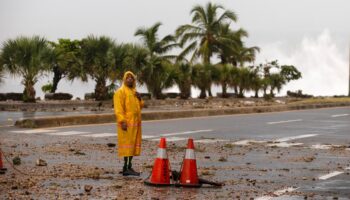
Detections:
[122, 71, 136, 89]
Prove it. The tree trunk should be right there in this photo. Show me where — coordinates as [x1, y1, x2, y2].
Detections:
[221, 83, 228, 98]
[179, 84, 191, 99]
[50, 65, 62, 93]
[23, 79, 36, 103]
[254, 90, 259, 98]
[94, 78, 108, 101]
[263, 88, 267, 96]
[199, 87, 206, 99]
[149, 85, 163, 100]
[234, 86, 238, 95]
[155, 89, 164, 99]
[207, 87, 212, 97]
[238, 87, 245, 98]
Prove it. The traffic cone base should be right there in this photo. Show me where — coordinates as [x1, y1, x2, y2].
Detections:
[144, 138, 172, 187]
[175, 182, 202, 188]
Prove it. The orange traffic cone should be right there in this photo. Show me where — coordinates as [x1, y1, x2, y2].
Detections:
[176, 138, 201, 187]
[0, 150, 7, 174]
[144, 138, 172, 186]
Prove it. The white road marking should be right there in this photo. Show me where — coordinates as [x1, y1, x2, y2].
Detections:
[331, 114, 349, 118]
[273, 187, 298, 195]
[311, 144, 332, 150]
[151, 137, 187, 142]
[346, 167, 350, 170]
[267, 119, 302, 125]
[81, 133, 115, 138]
[319, 171, 344, 180]
[255, 187, 298, 200]
[267, 142, 303, 148]
[47, 131, 88, 136]
[142, 135, 157, 139]
[161, 129, 212, 137]
[145, 129, 213, 139]
[195, 139, 229, 143]
[233, 140, 266, 146]
[81, 133, 158, 139]
[11, 129, 57, 134]
[311, 144, 347, 150]
[275, 134, 318, 142]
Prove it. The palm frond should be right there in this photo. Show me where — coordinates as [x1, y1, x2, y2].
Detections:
[217, 10, 237, 23]
[177, 41, 197, 62]
[191, 5, 208, 25]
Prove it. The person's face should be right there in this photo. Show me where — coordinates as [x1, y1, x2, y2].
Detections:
[125, 74, 134, 87]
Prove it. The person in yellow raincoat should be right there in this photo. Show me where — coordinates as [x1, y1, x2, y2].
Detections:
[114, 71, 144, 176]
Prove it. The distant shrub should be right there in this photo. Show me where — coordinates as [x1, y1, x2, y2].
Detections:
[85, 93, 95, 100]
[165, 92, 179, 99]
[0, 93, 6, 101]
[41, 83, 53, 93]
[6, 93, 23, 101]
[287, 90, 313, 98]
[333, 95, 347, 98]
[216, 93, 237, 98]
[45, 93, 73, 100]
[263, 94, 274, 101]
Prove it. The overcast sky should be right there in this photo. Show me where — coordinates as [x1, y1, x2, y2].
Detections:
[0, 0, 349, 97]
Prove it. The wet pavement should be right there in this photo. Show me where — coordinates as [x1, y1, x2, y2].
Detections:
[0, 106, 349, 199]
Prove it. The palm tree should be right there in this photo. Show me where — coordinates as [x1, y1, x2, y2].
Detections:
[173, 62, 193, 99]
[192, 63, 214, 98]
[135, 22, 178, 99]
[216, 24, 260, 96]
[249, 66, 263, 98]
[80, 35, 116, 100]
[110, 43, 148, 82]
[236, 46, 260, 67]
[214, 64, 234, 98]
[236, 67, 252, 98]
[0, 57, 4, 85]
[260, 61, 278, 97]
[176, 2, 237, 64]
[217, 24, 247, 64]
[176, 3, 237, 97]
[0, 36, 51, 102]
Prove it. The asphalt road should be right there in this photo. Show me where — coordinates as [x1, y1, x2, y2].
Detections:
[1, 106, 350, 199]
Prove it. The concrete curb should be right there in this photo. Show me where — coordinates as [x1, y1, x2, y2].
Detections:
[14, 102, 350, 128]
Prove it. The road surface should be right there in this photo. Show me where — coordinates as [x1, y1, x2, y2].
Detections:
[1, 106, 349, 199]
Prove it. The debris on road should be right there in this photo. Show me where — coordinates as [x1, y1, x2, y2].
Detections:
[107, 143, 116, 148]
[1, 132, 350, 199]
[84, 185, 93, 193]
[12, 156, 21, 165]
[36, 158, 47, 166]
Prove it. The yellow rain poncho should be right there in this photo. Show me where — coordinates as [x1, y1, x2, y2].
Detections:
[114, 71, 144, 157]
